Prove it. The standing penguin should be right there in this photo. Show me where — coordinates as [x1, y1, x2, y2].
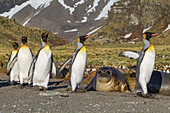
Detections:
[7, 42, 19, 84]
[28, 32, 56, 91]
[58, 35, 90, 92]
[119, 32, 161, 97]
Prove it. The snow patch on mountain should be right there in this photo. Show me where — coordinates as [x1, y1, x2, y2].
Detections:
[64, 29, 78, 32]
[143, 26, 152, 33]
[162, 24, 170, 32]
[124, 33, 132, 38]
[95, 0, 119, 20]
[58, 0, 88, 15]
[0, 0, 53, 18]
[74, 0, 86, 7]
[87, 26, 102, 35]
[87, 0, 100, 13]
[58, 0, 75, 15]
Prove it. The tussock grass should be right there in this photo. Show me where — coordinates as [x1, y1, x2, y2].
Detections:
[0, 41, 169, 68]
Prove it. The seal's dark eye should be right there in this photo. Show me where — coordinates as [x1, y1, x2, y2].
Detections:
[107, 71, 110, 75]
[98, 71, 102, 74]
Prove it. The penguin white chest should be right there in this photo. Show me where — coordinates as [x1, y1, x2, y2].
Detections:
[9, 50, 19, 82]
[33, 46, 51, 88]
[35, 48, 52, 72]
[71, 47, 86, 83]
[18, 46, 33, 73]
[140, 46, 155, 83]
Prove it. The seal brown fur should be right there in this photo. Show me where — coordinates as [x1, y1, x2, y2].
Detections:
[85, 67, 130, 92]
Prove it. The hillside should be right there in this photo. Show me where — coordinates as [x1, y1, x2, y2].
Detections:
[0, 0, 169, 42]
[89, 0, 170, 44]
[0, 0, 119, 40]
[0, 16, 67, 48]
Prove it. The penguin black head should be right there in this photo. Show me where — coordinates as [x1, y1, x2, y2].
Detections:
[21, 36, 27, 44]
[77, 35, 90, 44]
[143, 32, 161, 40]
[11, 42, 19, 49]
[41, 32, 48, 43]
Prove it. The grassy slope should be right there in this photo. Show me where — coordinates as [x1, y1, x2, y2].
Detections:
[0, 16, 67, 48]
[0, 16, 67, 67]
[52, 30, 170, 67]
[1, 30, 169, 68]
[0, 16, 169, 68]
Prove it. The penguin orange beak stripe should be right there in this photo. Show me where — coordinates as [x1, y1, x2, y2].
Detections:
[85, 35, 90, 38]
[151, 32, 162, 37]
[44, 32, 48, 36]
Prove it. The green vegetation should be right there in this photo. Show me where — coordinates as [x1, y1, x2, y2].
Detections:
[0, 16, 67, 49]
[51, 42, 170, 67]
[1, 39, 169, 68]
[0, 16, 169, 69]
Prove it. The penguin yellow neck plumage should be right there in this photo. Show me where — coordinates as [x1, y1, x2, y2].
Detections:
[143, 34, 154, 52]
[21, 44, 27, 48]
[42, 43, 50, 53]
[80, 45, 86, 51]
[13, 49, 18, 52]
[145, 40, 154, 54]
[44, 43, 49, 48]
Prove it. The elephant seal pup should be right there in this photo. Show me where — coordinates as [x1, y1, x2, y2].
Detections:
[128, 65, 170, 96]
[85, 67, 130, 92]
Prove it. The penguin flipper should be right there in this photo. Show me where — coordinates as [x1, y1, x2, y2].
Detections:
[7, 53, 18, 75]
[6, 52, 12, 75]
[57, 56, 72, 76]
[28, 49, 41, 80]
[50, 54, 56, 78]
[119, 51, 141, 59]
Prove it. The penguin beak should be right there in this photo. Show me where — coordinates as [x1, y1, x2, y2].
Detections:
[151, 32, 162, 37]
[44, 32, 48, 36]
[85, 35, 90, 39]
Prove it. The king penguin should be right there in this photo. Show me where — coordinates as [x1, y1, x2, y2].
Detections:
[8, 36, 33, 88]
[28, 32, 56, 91]
[7, 42, 19, 84]
[58, 35, 90, 92]
[119, 32, 161, 97]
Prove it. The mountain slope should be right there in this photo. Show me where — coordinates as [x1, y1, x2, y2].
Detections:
[0, 0, 119, 40]
[91, 0, 170, 44]
[0, 16, 67, 48]
[0, 0, 169, 42]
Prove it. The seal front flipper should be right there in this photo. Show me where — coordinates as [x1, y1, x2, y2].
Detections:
[84, 74, 97, 91]
[119, 51, 142, 59]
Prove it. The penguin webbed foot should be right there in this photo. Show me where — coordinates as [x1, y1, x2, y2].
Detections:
[20, 84, 24, 89]
[9, 81, 14, 85]
[27, 84, 32, 87]
[75, 88, 86, 93]
[136, 92, 154, 98]
[41, 87, 47, 92]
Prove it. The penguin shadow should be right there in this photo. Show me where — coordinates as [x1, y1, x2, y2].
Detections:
[48, 80, 68, 91]
[0, 79, 10, 88]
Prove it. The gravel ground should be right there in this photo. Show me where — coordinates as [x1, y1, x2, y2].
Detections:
[0, 72, 170, 113]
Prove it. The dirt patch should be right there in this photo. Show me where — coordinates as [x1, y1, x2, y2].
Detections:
[0, 72, 170, 113]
